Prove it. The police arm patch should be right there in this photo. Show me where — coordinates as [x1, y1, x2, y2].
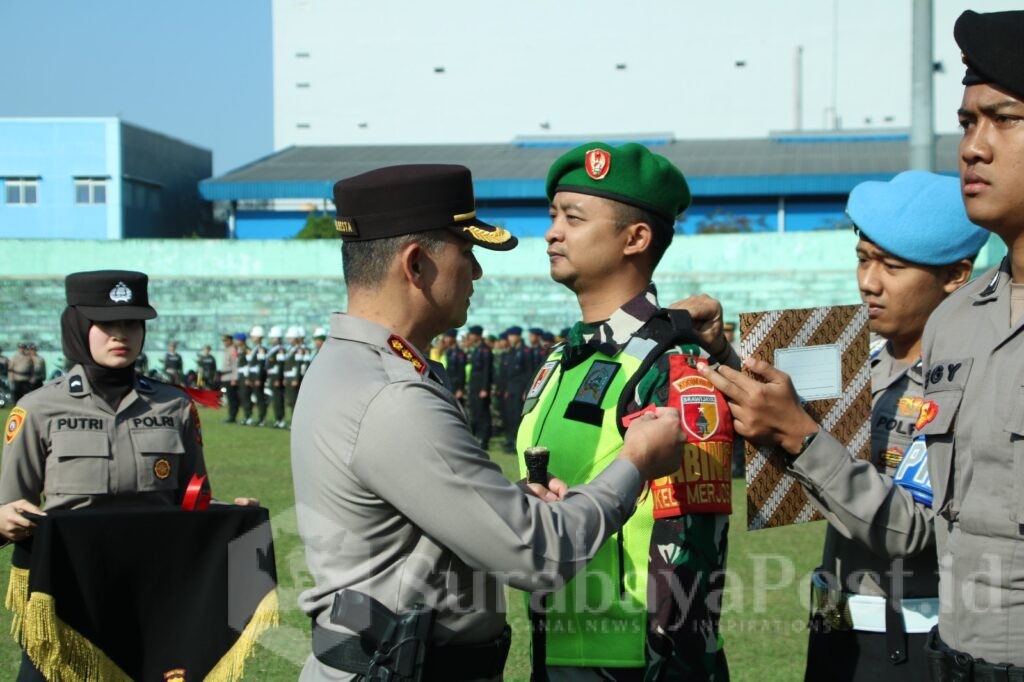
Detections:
[5, 407, 26, 445]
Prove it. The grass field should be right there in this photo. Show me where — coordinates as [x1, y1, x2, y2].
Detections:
[0, 405, 824, 680]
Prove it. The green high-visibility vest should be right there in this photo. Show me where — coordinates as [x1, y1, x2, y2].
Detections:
[517, 336, 657, 668]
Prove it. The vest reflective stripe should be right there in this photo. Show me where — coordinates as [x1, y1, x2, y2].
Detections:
[517, 346, 653, 668]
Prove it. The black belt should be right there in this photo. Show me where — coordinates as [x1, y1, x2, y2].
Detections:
[312, 619, 511, 681]
[926, 627, 1024, 682]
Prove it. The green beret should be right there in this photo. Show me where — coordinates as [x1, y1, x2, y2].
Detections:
[546, 142, 691, 223]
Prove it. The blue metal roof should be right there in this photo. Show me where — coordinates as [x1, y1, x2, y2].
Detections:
[200, 134, 963, 202]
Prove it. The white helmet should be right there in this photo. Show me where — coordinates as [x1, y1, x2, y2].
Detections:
[285, 326, 298, 340]
[268, 325, 284, 339]
[250, 325, 265, 338]
[313, 327, 328, 339]
[294, 326, 307, 338]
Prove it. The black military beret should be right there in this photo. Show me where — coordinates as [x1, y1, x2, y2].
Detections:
[955, 10, 1024, 101]
[333, 164, 518, 251]
[468, 325, 483, 335]
[65, 270, 157, 322]
[444, 329, 458, 338]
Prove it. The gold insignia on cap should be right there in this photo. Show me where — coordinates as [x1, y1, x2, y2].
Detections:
[154, 458, 172, 480]
[463, 225, 512, 244]
[335, 218, 356, 234]
[453, 210, 477, 222]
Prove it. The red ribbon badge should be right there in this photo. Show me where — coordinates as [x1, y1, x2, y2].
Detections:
[181, 474, 211, 511]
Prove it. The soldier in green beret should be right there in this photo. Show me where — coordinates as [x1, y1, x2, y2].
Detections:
[517, 142, 739, 681]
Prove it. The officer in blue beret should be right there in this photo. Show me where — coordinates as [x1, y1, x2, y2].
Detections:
[702, 171, 987, 681]
[464, 324, 494, 449]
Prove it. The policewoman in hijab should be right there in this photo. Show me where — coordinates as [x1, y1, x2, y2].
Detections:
[0, 270, 255, 542]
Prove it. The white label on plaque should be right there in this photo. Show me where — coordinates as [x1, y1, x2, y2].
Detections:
[774, 344, 842, 401]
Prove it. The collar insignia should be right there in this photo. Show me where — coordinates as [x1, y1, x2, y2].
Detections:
[109, 281, 133, 303]
[585, 148, 611, 180]
[69, 376, 84, 393]
[387, 334, 428, 375]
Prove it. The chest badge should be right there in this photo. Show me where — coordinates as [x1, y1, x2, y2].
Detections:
[915, 400, 939, 431]
[573, 360, 618, 406]
[154, 458, 172, 480]
[527, 360, 559, 400]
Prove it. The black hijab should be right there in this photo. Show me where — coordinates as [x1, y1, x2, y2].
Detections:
[61, 306, 143, 409]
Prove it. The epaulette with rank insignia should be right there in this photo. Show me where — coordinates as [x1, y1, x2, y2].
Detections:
[387, 334, 429, 376]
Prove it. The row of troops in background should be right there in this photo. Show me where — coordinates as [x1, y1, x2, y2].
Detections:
[0, 343, 47, 404]
[217, 325, 327, 428]
[435, 324, 558, 451]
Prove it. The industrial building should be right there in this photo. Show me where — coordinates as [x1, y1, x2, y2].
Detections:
[0, 117, 214, 239]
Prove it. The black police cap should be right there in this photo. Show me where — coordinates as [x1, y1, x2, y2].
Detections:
[65, 270, 157, 322]
[955, 10, 1024, 101]
[333, 164, 518, 251]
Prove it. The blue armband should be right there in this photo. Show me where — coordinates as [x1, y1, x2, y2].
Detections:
[893, 435, 932, 507]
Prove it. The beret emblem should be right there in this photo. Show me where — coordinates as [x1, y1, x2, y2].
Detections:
[585, 148, 611, 180]
[109, 281, 133, 303]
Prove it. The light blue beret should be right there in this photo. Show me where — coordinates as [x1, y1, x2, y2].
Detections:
[846, 171, 989, 266]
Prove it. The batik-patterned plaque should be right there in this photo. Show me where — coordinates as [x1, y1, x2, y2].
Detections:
[740, 304, 871, 530]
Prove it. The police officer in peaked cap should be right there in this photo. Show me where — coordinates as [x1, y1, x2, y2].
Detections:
[290, 164, 688, 681]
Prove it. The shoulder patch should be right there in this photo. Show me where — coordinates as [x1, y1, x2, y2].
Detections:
[5, 407, 27, 445]
[68, 375, 84, 394]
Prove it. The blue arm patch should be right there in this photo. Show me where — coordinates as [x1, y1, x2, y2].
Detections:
[893, 435, 932, 507]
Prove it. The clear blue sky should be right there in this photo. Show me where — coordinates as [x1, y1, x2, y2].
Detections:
[0, 0, 273, 175]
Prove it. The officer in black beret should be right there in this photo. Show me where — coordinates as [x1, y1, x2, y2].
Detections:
[918, 9, 1024, 677]
[441, 328, 467, 404]
[465, 324, 494, 449]
[290, 164, 687, 681]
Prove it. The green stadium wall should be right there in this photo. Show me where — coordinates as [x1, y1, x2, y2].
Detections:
[0, 232, 1006, 375]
